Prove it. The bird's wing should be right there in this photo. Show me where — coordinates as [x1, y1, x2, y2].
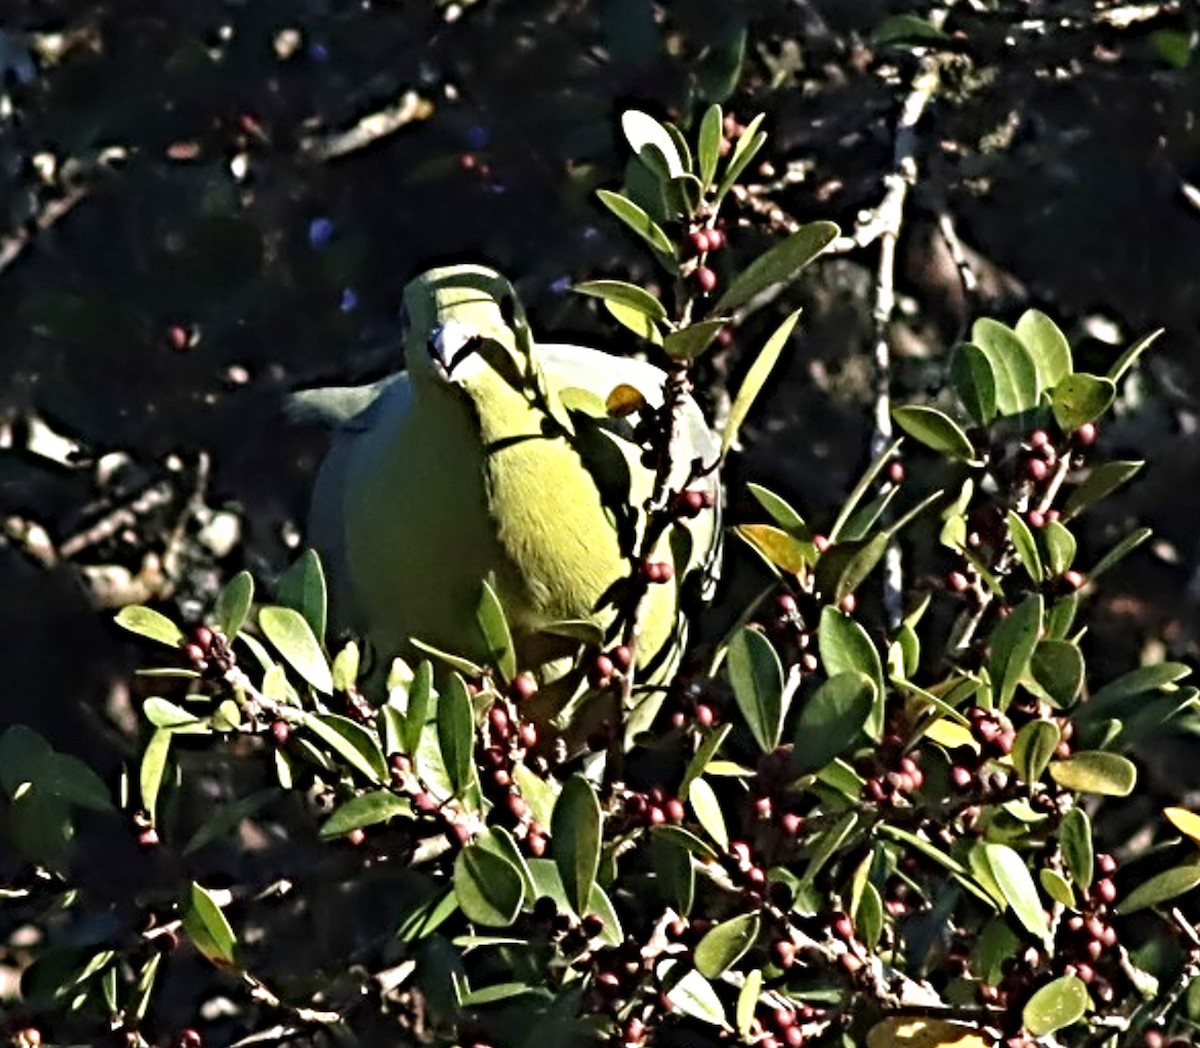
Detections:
[286, 374, 407, 430]
[298, 375, 414, 632]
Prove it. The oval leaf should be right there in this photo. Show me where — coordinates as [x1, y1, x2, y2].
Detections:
[820, 606, 885, 736]
[972, 318, 1040, 415]
[989, 594, 1043, 710]
[1052, 374, 1115, 433]
[115, 606, 185, 648]
[182, 882, 237, 967]
[792, 671, 875, 775]
[1006, 511, 1043, 583]
[552, 775, 602, 917]
[454, 844, 524, 927]
[621, 110, 686, 177]
[950, 342, 997, 425]
[438, 673, 476, 796]
[1016, 310, 1072, 389]
[214, 571, 254, 639]
[276, 549, 327, 642]
[1063, 461, 1144, 519]
[1029, 639, 1084, 707]
[476, 580, 516, 682]
[259, 606, 332, 694]
[1060, 808, 1094, 890]
[688, 777, 728, 851]
[574, 279, 668, 323]
[1023, 974, 1089, 1036]
[1041, 520, 1077, 577]
[984, 843, 1051, 946]
[726, 626, 784, 753]
[320, 792, 413, 839]
[1165, 807, 1200, 845]
[715, 221, 838, 314]
[722, 309, 802, 455]
[694, 912, 760, 979]
[892, 405, 975, 460]
[305, 713, 387, 784]
[1012, 719, 1060, 785]
[596, 188, 676, 259]
[1049, 752, 1136, 796]
[1117, 861, 1200, 915]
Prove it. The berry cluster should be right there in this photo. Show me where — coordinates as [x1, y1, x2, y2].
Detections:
[750, 1001, 820, 1048]
[682, 220, 727, 294]
[180, 624, 235, 677]
[621, 787, 686, 829]
[947, 706, 1016, 794]
[857, 731, 925, 806]
[1056, 852, 1121, 1000]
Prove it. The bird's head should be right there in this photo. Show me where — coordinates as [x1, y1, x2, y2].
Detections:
[402, 265, 538, 398]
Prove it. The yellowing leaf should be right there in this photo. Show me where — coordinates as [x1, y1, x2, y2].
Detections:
[924, 719, 979, 753]
[1165, 807, 1200, 845]
[866, 1017, 989, 1048]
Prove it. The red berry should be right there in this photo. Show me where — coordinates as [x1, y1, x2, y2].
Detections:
[1094, 878, 1118, 904]
[527, 831, 547, 857]
[754, 796, 773, 820]
[166, 325, 190, 352]
[270, 719, 290, 746]
[770, 938, 796, 969]
[832, 913, 853, 941]
[647, 805, 666, 826]
[506, 792, 528, 822]
[610, 645, 633, 672]
[518, 723, 538, 749]
[687, 230, 710, 255]
[664, 798, 685, 823]
[589, 653, 615, 687]
[488, 704, 511, 738]
[693, 266, 717, 293]
[1026, 509, 1046, 529]
[191, 625, 214, 651]
[776, 592, 798, 616]
[704, 227, 726, 252]
[509, 673, 538, 702]
[178, 1032, 202, 1048]
[839, 593, 857, 614]
[812, 533, 831, 553]
[1074, 422, 1098, 446]
[716, 327, 734, 348]
[1024, 457, 1050, 482]
[413, 792, 439, 815]
[694, 703, 716, 727]
[1097, 852, 1118, 874]
[950, 765, 975, 790]
[675, 488, 707, 518]
[459, 153, 477, 171]
[886, 460, 905, 484]
[389, 752, 412, 774]
[773, 1006, 795, 1029]
[345, 828, 366, 847]
[1063, 570, 1086, 591]
[623, 1017, 646, 1045]
[780, 812, 803, 837]
[137, 827, 160, 849]
[783, 1026, 805, 1048]
[947, 570, 970, 593]
[581, 914, 605, 938]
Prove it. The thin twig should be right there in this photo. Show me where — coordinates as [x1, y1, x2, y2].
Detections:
[298, 91, 433, 162]
[0, 185, 88, 278]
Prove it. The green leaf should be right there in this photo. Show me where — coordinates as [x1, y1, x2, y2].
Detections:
[474, 826, 536, 902]
[1116, 861, 1200, 915]
[304, 713, 387, 784]
[476, 579, 516, 682]
[552, 775, 602, 916]
[1089, 662, 1191, 714]
[182, 882, 238, 967]
[1063, 461, 1143, 519]
[663, 318, 729, 361]
[873, 13, 951, 45]
[652, 824, 719, 862]
[1029, 639, 1084, 707]
[856, 881, 884, 951]
[892, 405, 976, 460]
[722, 309, 802, 455]
[1107, 328, 1163, 383]
[140, 729, 172, 822]
[259, 606, 332, 694]
[114, 605, 185, 648]
[971, 319, 1040, 415]
[1023, 975, 1090, 1036]
[736, 969, 762, 1039]
[438, 673, 476, 797]
[1052, 374, 1115, 433]
[697, 104, 723, 187]
[595, 189, 676, 260]
[214, 571, 254, 638]
[747, 483, 808, 537]
[332, 641, 360, 692]
[526, 860, 623, 945]
[621, 110, 686, 177]
[276, 549, 327, 642]
[659, 962, 727, 1027]
[695, 912, 760, 979]
[454, 844, 524, 927]
[650, 832, 695, 914]
[950, 342, 997, 425]
[574, 279, 668, 322]
[513, 762, 558, 828]
[143, 697, 200, 729]
[1089, 526, 1152, 580]
[989, 594, 1043, 709]
[1049, 752, 1136, 796]
[1016, 310, 1073, 389]
[1060, 807, 1094, 889]
[40, 752, 113, 812]
[714, 114, 767, 204]
[984, 843, 1051, 946]
[404, 660, 435, 759]
[818, 534, 891, 609]
[680, 723, 732, 800]
[605, 300, 662, 343]
[714, 223, 838, 313]
[1039, 867, 1076, 908]
[1006, 511, 1044, 583]
[320, 792, 413, 839]
[1041, 521, 1077, 577]
[688, 777, 728, 851]
[1012, 720, 1060, 785]
[792, 672, 875, 774]
[819, 606, 885, 736]
[726, 627, 784, 752]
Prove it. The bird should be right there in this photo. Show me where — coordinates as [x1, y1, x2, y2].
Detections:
[292, 264, 721, 733]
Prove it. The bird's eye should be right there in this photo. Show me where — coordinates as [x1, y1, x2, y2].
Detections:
[499, 293, 517, 327]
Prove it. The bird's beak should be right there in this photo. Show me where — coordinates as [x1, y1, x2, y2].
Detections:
[429, 318, 482, 378]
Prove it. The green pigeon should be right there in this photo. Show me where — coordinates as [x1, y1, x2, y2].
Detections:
[294, 264, 720, 726]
